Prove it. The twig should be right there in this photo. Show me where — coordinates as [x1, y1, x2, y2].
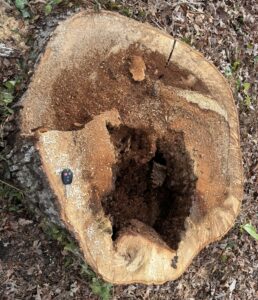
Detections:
[0, 179, 23, 193]
[150, 18, 164, 30]
[166, 39, 177, 67]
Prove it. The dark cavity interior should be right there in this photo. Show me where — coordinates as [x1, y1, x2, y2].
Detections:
[102, 124, 197, 250]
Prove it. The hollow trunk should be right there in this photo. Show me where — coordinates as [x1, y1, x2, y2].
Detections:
[9, 11, 243, 284]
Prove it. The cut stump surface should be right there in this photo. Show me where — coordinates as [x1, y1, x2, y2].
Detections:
[16, 11, 243, 284]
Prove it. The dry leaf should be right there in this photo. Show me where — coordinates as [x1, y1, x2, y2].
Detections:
[18, 218, 33, 226]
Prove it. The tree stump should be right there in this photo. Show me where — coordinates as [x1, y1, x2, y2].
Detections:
[10, 11, 243, 284]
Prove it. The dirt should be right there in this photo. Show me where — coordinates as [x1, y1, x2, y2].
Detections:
[102, 124, 196, 249]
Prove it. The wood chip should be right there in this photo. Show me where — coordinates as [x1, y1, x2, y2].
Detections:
[129, 55, 146, 81]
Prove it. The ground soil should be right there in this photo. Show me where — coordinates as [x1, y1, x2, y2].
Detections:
[0, 0, 257, 299]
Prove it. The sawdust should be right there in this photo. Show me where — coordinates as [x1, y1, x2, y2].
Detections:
[129, 55, 146, 81]
[50, 44, 209, 131]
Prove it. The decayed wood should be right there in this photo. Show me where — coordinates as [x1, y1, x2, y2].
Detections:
[11, 11, 243, 284]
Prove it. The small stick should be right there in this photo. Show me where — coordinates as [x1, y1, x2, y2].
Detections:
[166, 39, 177, 67]
[0, 179, 23, 193]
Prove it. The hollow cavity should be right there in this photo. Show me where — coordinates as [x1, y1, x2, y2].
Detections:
[101, 124, 197, 250]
